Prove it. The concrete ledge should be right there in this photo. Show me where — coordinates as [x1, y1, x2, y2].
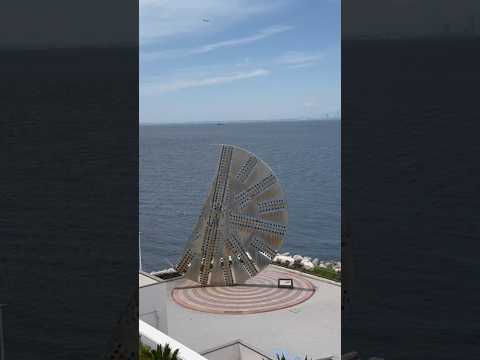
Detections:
[140, 320, 208, 360]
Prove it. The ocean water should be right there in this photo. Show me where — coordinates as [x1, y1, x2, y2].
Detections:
[140, 120, 340, 271]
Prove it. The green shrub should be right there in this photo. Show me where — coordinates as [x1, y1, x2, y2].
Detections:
[275, 262, 341, 282]
[140, 343, 153, 360]
[272, 353, 312, 360]
[140, 343, 179, 360]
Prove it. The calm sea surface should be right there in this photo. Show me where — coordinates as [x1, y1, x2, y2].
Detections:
[140, 120, 340, 271]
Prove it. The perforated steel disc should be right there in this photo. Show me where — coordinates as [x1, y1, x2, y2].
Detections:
[176, 145, 288, 286]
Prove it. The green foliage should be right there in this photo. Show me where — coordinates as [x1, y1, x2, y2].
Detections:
[276, 262, 341, 282]
[273, 354, 313, 360]
[139, 343, 179, 360]
[140, 343, 153, 360]
[310, 266, 341, 282]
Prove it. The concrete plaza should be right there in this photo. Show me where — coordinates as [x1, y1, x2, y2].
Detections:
[140, 265, 340, 360]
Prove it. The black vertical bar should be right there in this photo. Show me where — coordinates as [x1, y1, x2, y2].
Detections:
[0, 1, 138, 359]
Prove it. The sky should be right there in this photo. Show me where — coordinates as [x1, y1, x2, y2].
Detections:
[140, 0, 340, 124]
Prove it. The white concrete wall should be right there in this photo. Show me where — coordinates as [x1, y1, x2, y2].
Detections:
[140, 320, 209, 360]
[139, 282, 169, 331]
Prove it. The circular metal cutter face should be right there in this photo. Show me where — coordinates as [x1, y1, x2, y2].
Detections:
[176, 145, 288, 286]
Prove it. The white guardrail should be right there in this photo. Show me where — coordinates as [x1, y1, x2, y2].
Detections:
[139, 320, 209, 360]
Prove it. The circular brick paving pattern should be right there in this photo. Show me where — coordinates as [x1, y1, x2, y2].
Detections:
[171, 268, 316, 314]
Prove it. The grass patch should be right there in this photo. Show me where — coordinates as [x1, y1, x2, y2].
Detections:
[275, 263, 341, 283]
[309, 266, 341, 282]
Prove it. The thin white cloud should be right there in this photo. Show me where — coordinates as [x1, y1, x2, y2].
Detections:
[275, 51, 325, 68]
[287, 62, 321, 70]
[141, 25, 293, 61]
[195, 25, 292, 53]
[142, 69, 271, 95]
[140, 0, 288, 43]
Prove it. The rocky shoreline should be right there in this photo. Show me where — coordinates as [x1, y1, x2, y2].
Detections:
[273, 252, 341, 273]
[149, 253, 341, 281]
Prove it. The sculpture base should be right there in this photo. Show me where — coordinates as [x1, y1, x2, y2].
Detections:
[171, 268, 315, 314]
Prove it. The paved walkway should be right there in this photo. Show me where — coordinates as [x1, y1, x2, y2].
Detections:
[172, 268, 315, 314]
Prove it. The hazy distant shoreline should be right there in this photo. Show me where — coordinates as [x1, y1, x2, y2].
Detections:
[140, 117, 341, 126]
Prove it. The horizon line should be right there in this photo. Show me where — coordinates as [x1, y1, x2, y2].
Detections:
[140, 117, 341, 126]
